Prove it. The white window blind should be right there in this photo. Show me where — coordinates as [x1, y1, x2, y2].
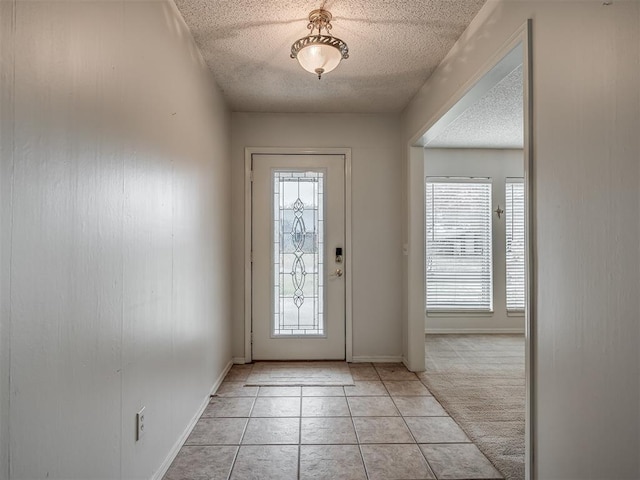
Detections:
[505, 179, 525, 311]
[426, 179, 493, 311]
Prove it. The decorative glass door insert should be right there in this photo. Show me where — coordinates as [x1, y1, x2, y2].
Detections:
[273, 171, 325, 336]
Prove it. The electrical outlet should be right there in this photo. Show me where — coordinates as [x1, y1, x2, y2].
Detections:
[136, 407, 145, 441]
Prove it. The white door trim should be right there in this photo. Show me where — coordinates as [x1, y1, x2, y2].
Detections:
[244, 147, 353, 364]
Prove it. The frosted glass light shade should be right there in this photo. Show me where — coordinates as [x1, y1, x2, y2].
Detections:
[296, 43, 342, 77]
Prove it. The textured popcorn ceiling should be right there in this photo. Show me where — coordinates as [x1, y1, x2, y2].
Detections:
[173, 0, 486, 113]
[427, 65, 523, 149]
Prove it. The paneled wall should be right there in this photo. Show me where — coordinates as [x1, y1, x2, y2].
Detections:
[0, 1, 231, 478]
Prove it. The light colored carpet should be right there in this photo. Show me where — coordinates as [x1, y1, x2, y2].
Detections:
[244, 361, 354, 386]
[418, 334, 525, 480]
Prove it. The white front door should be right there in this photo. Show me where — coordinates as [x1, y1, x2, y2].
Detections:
[252, 154, 346, 360]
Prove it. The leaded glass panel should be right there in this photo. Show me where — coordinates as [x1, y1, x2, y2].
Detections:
[273, 171, 324, 336]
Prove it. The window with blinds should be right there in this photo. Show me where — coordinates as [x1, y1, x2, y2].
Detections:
[425, 179, 493, 311]
[505, 179, 525, 311]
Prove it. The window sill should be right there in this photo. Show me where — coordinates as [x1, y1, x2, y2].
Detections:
[426, 310, 494, 317]
[507, 310, 525, 317]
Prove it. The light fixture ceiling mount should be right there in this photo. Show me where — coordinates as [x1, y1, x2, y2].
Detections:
[290, 8, 349, 79]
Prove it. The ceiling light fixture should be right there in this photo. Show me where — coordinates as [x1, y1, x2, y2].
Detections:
[290, 8, 349, 80]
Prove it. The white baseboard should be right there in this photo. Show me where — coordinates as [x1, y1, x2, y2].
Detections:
[153, 359, 234, 480]
[425, 328, 524, 334]
[351, 355, 403, 363]
[233, 357, 248, 364]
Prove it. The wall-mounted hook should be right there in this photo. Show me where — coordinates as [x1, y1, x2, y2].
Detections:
[495, 205, 504, 219]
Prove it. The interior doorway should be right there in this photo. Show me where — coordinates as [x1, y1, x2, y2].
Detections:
[406, 22, 534, 480]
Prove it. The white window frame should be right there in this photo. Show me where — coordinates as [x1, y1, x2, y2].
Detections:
[505, 178, 525, 313]
[425, 177, 493, 313]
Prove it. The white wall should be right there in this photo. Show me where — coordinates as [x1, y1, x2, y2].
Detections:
[403, 1, 640, 478]
[424, 148, 524, 333]
[0, 1, 232, 479]
[231, 113, 403, 361]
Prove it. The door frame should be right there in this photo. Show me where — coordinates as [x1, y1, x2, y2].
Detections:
[244, 147, 353, 363]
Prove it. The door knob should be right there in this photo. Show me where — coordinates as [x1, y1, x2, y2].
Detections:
[335, 268, 343, 277]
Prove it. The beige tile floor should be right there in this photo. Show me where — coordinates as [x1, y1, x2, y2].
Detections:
[163, 362, 503, 480]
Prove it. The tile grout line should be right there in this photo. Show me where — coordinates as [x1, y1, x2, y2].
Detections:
[391, 393, 441, 480]
[226, 386, 257, 480]
[374, 363, 440, 480]
[346, 383, 371, 480]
